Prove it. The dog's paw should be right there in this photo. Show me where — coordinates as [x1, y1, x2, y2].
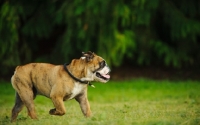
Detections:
[49, 108, 56, 115]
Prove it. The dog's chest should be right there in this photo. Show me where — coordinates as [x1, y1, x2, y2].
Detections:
[68, 82, 85, 100]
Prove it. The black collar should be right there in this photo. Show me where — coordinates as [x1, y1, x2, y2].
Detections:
[63, 63, 95, 88]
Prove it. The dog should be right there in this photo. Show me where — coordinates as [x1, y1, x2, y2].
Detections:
[11, 51, 111, 122]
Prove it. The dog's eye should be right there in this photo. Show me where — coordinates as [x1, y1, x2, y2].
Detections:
[100, 61, 106, 67]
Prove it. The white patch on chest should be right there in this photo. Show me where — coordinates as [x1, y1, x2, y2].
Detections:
[68, 82, 85, 100]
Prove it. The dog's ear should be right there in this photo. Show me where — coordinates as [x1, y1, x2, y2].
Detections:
[82, 51, 95, 62]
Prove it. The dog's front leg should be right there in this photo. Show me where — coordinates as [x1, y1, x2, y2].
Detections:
[49, 96, 66, 116]
[75, 93, 91, 117]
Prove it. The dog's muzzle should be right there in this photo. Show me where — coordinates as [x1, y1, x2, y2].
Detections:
[95, 66, 111, 82]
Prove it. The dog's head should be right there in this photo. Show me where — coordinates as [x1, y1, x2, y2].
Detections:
[81, 51, 111, 83]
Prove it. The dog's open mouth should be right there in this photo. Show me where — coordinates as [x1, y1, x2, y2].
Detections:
[96, 72, 110, 81]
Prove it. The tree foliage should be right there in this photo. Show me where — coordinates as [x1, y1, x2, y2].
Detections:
[0, 0, 200, 76]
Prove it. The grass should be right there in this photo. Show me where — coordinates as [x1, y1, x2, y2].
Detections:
[0, 79, 200, 125]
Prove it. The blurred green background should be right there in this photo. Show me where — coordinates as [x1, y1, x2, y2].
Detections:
[1, 0, 200, 80]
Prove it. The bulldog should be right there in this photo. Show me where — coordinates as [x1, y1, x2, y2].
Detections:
[11, 51, 111, 122]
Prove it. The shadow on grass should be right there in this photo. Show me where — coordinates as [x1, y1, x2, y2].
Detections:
[0, 115, 28, 124]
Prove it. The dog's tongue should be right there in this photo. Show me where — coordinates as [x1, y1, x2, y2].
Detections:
[102, 74, 110, 79]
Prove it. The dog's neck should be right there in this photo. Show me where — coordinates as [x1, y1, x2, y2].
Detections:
[67, 59, 86, 79]
[64, 62, 95, 88]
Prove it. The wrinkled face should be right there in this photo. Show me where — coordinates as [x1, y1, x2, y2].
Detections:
[82, 51, 111, 83]
[92, 59, 111, 83]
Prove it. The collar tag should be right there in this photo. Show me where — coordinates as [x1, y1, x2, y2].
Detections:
[89, 84, 95, 88]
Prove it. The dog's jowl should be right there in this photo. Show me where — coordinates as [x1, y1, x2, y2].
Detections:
[11, 51, 111, 122]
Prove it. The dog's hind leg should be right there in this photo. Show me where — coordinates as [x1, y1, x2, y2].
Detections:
[13, 85, 38, 120]
[11, 77, 38, 121]
[19, 88, 38, 120]
[11, 92, 24, 122]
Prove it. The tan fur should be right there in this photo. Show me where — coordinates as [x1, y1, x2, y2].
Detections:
[11, 52, 109, 122]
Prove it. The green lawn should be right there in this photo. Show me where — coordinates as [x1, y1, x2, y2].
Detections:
[0, 79, 200, 125]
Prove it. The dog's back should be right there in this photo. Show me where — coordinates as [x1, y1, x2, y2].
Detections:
[11, 63, 62, 96]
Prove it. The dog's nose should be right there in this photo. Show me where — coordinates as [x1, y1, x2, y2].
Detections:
[106, 66, 111, 74]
